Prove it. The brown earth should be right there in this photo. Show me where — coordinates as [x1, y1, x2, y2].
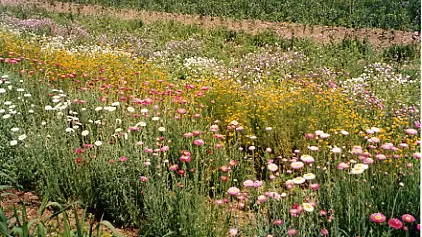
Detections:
[0, 0, 420, 48]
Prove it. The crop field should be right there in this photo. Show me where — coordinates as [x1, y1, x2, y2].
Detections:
[0, 0, 420, 237]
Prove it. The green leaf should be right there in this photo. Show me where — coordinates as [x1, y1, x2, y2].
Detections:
[37, 193, 50, 217]
[99, 220, 125, 237]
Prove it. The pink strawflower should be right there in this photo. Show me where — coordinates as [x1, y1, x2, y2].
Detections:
[363, 158, 374, 164]
[228, 187, 240, 196]
[319, 210, 328, 216]
[119, 156, 127, 162]
[289, 208, 302, 217]
[305, 133, 315, 139]
[144, 148, 153, 153]
[291, 161, 304, 169]
[401, 214, 416, 223]
[300, 155, 315, 163]
[388, 218, 403, 229]
[287, 228, 298, 236]
[405, 128, 418, 135]
[129, 126, 140, 132]
[193, 139, 204, 146]
[337, 162, 350, 170]
[272, 219, 283, 225]
[180, 155, 191, 163]
[183, 132, 193, 138]
[381, 143, 395, 150]
[229, 160, 238, 166]
[310, 183, 320, 191]
[210, 124, 219, 132]
[257, 195, 267, 203]
[214, 134, 225, 139]
[375, 154, 386, 160]
[75, 148, 84, 154]
[370, 213, 386, 223]
[215, 199, 224, 205]
[321, 228, 329, 235]
[267, 163, 278, 172]
[229, 228, 238, 236]
[177, 108, 186, 114]
[253, 180, 263, 188]
[243, 180, 254, 187]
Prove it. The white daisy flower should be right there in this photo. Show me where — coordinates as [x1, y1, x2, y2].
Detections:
[18, 134, 27, 141]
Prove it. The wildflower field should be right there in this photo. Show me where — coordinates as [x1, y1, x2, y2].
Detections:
[0, 1, 420, 237]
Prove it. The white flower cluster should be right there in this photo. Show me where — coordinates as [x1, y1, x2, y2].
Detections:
[227, 46, 306, 85]
[340, 62, 419, 109]
[342, 63, 415, 91]
[183, 56, 226, 79]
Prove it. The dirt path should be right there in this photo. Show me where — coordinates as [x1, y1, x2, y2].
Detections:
[0, 0, 420, 47]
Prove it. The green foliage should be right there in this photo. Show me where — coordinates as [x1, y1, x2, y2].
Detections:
[0, 185, 124, 237]
[58, 0, 420, 31]
[383, 44, 419, 63]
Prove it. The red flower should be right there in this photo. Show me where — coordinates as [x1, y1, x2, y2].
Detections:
[388, 218, 403, 229]
[75, 148, 84, 154]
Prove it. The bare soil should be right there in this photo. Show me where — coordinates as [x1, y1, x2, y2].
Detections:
[0, 0, 420, 47]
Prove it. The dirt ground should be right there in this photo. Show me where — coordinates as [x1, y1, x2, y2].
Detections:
[0, 0, 420, 47]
